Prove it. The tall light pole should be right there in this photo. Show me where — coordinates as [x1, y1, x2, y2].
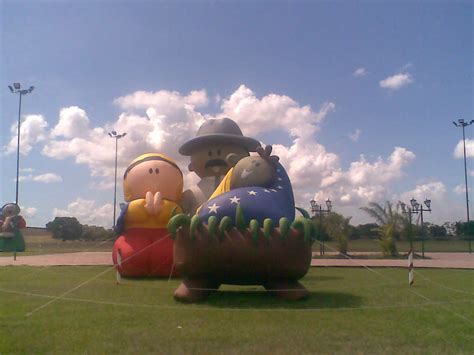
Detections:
[8, 83, 35, 205]
[108, 131, 126, 229]
[453, 119, 474, 223]
[310, 198, 332, 255]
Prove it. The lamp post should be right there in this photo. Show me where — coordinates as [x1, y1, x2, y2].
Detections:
[453, 119, 473, 253]
[453, 119, 473, 222]
[399, 201, 417, 252]
[8, 83, 35, 205]
[310, 198, 332, 255]
[407, 198, 431, 259]
[108, 131, 126, 229]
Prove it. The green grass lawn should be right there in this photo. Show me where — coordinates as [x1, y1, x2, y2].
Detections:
[1, 266, 473, 354]
[13, 232, 114, 256]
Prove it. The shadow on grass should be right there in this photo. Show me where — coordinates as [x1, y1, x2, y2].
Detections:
[301, 275, 342, 282]
[204, 290, 363, 310]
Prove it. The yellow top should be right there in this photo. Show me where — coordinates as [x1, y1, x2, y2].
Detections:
[124, 199, 182, 230]
[196, 168, 234, 214]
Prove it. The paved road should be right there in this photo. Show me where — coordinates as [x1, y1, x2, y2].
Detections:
[0, 251, 473, 269]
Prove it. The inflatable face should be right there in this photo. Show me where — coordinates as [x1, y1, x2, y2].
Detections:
[230, 155, 276, 189]
[123, 153, 183, 203]
[188, 144, 249, 178]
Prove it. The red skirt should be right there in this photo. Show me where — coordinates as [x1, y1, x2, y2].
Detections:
[112, 228, 176, 278]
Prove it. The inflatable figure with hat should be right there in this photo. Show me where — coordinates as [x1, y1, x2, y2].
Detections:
[0, 203, 26, 252]
[169, 119, 316, 302]
[113, 153, 183, 277]
[180, 117, 261, 215]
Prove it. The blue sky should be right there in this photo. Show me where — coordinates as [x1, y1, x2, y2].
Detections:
[1, 1, 472, 228]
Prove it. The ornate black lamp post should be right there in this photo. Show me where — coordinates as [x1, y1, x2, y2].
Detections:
[399, 201, 417, 251]
[407, 198, 431, 259]
[8, 83, 35, 205]
[310, 198, 332, 255]
[108, 131, 126, 229]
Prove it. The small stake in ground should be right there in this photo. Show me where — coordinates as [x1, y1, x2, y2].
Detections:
[116, 250, 122, 284]
[408, 249, 414, 286]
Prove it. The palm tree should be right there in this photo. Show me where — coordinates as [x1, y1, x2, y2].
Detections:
[360, 201, 402, 256]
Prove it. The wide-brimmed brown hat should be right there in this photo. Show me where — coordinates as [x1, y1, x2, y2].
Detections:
[179, 117, 260, 155]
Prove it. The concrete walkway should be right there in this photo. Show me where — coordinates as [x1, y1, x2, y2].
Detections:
[0, 252, 113, 266]
[0, 251, 473, 269]
[311, 252, 474, 269]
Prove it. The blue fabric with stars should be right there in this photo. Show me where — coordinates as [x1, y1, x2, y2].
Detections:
[198, 162, 295, 225]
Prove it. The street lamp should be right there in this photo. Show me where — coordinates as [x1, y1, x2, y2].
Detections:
[8, 83, 35, 205]
[399, 201, 417, 251]
[453, 119, 473, 253]
[108, 131, 127, 229]
[310, 198, 332, 255]
[407, 197, 431, 259]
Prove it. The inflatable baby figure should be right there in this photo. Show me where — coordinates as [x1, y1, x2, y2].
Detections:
[113, 153, 183, 277]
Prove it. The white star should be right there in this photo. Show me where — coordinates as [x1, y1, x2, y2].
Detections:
[270, 189, 277, 192]
[208, 203, 220, 213]
[229, 196, 240, 204]
[263, 189, 271, 193]
[247, 190, 257, 196]
[277, 169, 281, 172]
[277, 177, 282, 181]
[277, 185, 283, 189]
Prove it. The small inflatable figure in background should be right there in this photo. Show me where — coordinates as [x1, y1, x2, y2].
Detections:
[0, 203, 26, 252]
[112, 153, 183, 277]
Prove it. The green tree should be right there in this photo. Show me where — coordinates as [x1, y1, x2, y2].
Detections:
[46, 217, 83, 241]
[81, 225, 115, 241]
[360, 201, 402, 256]
[427, 223, 448, 239]
[321, 212, 353, 255]
[353, 223, 379, 239]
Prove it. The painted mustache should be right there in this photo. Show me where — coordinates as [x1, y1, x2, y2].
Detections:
[205, 159, 228, 169]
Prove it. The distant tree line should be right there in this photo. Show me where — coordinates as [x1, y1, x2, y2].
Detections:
[312, 202, 474, 256]
[46, 217, 115, 241]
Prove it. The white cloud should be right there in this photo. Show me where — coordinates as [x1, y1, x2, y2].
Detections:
[33, 173, 63, 183]
[353, 68, 367, 77]
[311, 147, 416, 208]
[3, 115, 48, 155]
[401, 181, 447, 202]
[349, 128, 362, 142]
[42, 90, 209, 190]
[20, 206, 38, 218]
[273, 138, 340, 192]
[453, 184, 466, 195]
[33, 85, 419, 222]
[114, 89, 209, 110]
[51, 106, 90, 138]
[454, 139, 474, 159]
[379, 73, 413, 90]
[219, 85, 335, 140]
[20, 168, 34, 173]
[53, 198, 113, 227]
[397, 181, 464, 224]
[18, 173, 62, 183]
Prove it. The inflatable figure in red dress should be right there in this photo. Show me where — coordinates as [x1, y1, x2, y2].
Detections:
[112, 153, 183, 277]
